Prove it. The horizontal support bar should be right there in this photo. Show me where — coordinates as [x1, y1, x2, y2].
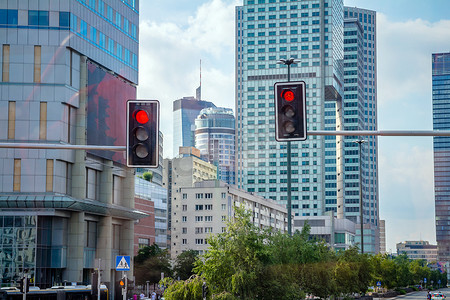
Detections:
[309, 130, 450, 137]
[0, 143, 126, 151]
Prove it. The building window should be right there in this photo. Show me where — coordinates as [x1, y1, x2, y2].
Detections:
[195, 227, 203, 234]
[182, 227, 187, 234]
[195, 239, 204, 245]
[8, 101, 15, 139]
[195, 205, 203, 211]
[205, 204, 213, 210]
[182, 205, 187, 211]
[2, 44, 10, 82]
[86, 168, 98, 200]
[195, 216, 203, 222]
[86, 221, 97, 248]
[112, 224, 120, 250]
[59, 12, 70, 27]
[46, 159, 53, 192]
[182, 239, 187, 245]
[112, 175, 122, 204]
[39, 102, 47, 140]
[182, 216, 187, 222]
[28, 10, 49, 26]
[34, 46, 41, 83]
[0, 9, 18, 25]
[13, 159, 21, 191]
[138, 238, 149, 248]
[205, 227, 213, 233]
[205, 216, 213, 222]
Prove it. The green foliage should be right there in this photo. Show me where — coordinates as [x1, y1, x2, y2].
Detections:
[160, 275, 204, 300]
[139, 207, 447, 299]
[173, 250, 198, 280]
[134, 244, 172, 285]
[142, 171, 153, 182]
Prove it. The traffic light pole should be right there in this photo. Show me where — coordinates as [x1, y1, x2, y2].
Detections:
[122, 272, 127, 300]
[286, 62, 292, 235]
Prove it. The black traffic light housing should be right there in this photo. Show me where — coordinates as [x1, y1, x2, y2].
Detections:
[119, 277, 126, 290]
[274, 81, 307, 141]
[127, 100, 159, 167]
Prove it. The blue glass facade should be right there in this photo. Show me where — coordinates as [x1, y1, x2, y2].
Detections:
[236, 0, 344, 216]
[432, 52, 450, 261]
[235, 1, 379, 252]
[195, 107, 236, 184]
[173, 97, 216, 157]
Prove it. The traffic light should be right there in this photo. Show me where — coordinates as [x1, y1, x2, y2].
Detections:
[274, 81, 307, 141]
[127, 100, 160, 167]
[119, 277, 126, 290]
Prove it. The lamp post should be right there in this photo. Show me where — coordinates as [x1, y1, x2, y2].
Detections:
[276, 57, 300, 235]
[354, 139, 365, 253]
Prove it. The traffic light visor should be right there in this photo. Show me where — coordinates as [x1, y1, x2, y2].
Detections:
[282, 89, 295, 102]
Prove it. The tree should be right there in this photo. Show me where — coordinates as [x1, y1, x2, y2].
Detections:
[194, 206, 271, 299]
[134, 244, 172, 285]
[173, 250, 198, 280]
[142, 171, 153, 182]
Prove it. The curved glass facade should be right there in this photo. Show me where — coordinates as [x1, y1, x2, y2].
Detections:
[195, 107, 236, 185]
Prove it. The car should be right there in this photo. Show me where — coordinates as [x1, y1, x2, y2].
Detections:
[431, 292, 446, 300]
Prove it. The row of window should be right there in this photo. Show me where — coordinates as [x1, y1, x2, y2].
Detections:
[78, 0, 138, 39]
[246, 18, 327, 29]
[71, 15, 137, 68]
[246, 1, 324, 9]
[247, 11, 322, 21]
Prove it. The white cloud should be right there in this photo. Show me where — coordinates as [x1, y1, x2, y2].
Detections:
[137, 0, 239, 158]
[376, 15, 450, 251]
[377, 15, 450, 105]
[379, 141, 436, 252]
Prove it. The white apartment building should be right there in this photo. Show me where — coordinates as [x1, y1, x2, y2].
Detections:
[171, 180, 288, 258]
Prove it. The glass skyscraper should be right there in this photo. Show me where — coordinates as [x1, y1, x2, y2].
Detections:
[195, 107, 236, 184]
[0, 0, 141, 292]
[173, 97, 215, 157]
[432, 52, 450, 261]
[236, 0, 344, 216]
[235, 0, 379, 252]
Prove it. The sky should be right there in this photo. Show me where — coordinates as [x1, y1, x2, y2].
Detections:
[137, 0, 450, 253]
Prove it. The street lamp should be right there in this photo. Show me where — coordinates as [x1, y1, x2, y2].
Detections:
[354, 139, 366, 253]
[276, 57, 300, 235]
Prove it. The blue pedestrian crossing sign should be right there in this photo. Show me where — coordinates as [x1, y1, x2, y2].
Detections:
[116, 256, 131, 271]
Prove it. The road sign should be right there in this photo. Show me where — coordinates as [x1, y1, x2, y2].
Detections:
[424, 278, 427, 283]
[116, 256, 131, 271]
[377, 281, 381, 287]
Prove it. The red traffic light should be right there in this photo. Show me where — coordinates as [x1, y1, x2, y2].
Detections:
[135, 110, 149, 124]
[282, 89, 295, 102]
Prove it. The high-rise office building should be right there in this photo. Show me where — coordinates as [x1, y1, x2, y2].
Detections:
[341, 7, 379, 253]
[173, 96, 215, 157]
[235, 0, 379, 252]
[0, 0, 141, 291]
[432, 52, 450, 261]
[235, 0, 344, 217]
[195, 107, 236, 184]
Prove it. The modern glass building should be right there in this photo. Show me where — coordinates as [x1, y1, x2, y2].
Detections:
[432, 52, 450, 262]
[235, 0, 379, 252]
[0, 0, 142, 292]
[195, 107, 236, 184]
[235, 0, 344, 217]
[341, 7, 379, 253]
[135, 177, 168, 249]
[173, 96, 215, 157]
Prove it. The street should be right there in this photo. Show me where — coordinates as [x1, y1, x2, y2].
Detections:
[374, 288, 450, 300]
